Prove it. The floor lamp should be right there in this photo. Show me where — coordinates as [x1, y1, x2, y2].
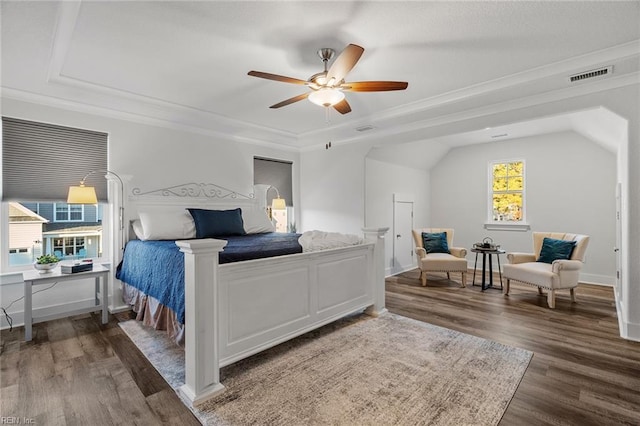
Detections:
[267, 185, 287, 232]
[67, 169, 125, 250]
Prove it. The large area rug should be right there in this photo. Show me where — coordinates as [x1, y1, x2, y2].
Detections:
[119, 313, 532, 425]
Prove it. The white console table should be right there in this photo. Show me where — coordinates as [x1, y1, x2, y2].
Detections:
[22, 264, 110, 341]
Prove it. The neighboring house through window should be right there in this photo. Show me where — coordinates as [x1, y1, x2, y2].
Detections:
[6, 202, 48, 266]
[489, 160, 525, 223]
[1, 117, 108, 270]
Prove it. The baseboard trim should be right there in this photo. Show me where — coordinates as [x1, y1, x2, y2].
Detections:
[614, 287, 640, 342]
[580, 273, 614, 286]
[0, 298, 98, 330]
[624, 322, 640, 342]
[109, 304, 132, 314]
[387, 265, 418, 277]
[579, 280, 614, 287]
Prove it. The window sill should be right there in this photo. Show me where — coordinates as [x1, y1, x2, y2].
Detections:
[484, 222, 530, 231]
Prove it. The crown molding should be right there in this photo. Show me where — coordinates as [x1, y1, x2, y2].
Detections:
[299, 70, 639, 152]
[45, 2, 298, 147]
[0, 87, 299, 153]
[5, 67, 636, 156]
[300, 40, 640, 142]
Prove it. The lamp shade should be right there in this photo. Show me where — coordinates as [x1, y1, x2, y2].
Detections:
[271, 197, 286, 210]
[308, 88, 345, 107]
[67, 184, 98, 204]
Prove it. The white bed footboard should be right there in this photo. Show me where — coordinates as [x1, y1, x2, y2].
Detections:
[219, 244, 374, 365]
[176, 227, 388, 407]
[127, 183, 388, 407]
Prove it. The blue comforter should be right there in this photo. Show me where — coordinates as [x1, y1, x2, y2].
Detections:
[115, 233, 302, 324]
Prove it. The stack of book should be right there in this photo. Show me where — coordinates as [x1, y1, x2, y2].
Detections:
[61, 259, 93, 274]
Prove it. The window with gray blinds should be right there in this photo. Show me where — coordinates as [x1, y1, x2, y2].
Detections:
[2, 117, 108, 202]
[253, 157, 293, 206]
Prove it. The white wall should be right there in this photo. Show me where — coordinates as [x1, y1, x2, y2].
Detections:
[1, 97, 299, 328]
[364, 157, 430, 276]
[299, 142, 370, 234]
[430, 131, 616, 284]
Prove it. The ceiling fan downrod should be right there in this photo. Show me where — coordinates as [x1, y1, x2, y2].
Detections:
[317, 48, 335, 72]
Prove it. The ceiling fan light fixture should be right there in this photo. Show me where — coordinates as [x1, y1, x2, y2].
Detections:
[308, 88, 345, 107]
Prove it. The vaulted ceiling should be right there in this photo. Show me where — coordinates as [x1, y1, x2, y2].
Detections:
[2, 1, 639, 151]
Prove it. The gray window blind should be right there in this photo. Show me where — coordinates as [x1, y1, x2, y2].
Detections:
[2, 117, 108, 202]
[254, 157, 293, 206]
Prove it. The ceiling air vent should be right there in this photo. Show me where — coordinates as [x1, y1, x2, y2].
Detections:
[491, 133, 508, 139]
[356, 125, 375, 132]
[568, 66, 613, 83]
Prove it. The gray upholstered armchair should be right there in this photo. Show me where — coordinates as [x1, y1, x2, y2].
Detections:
[411, 228, 468, 287]
[503, 232, 590, 308]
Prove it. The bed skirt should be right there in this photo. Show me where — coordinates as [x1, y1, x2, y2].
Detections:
[122, 283, 185, 345]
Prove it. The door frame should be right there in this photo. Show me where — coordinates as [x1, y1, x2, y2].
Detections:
[392, 193, 415, 274]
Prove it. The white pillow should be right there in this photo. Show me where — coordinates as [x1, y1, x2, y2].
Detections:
[131, 219, 145, 239]
[242, 207, 275, 234]
[136, 210, 197, 240]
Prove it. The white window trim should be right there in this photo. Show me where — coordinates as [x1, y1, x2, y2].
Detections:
[54, 203, 85, 222]
[485, 159, 530, 231]
[0, 203, 10, 273]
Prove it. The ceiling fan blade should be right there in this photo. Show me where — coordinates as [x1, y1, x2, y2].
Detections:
[326, 44, 364, 83]
[333, 98, 352, 114]
[341, 81, 408, 92]
[269, 92, 310, 109]
[248, 71, 308, 85]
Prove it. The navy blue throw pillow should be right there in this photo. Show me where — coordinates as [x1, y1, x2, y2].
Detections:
[187, 208, 246, 238]
[421, 232, 450, 254]
[537, 237, 576, 264]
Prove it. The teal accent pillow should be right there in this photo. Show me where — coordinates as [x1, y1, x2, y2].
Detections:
[537, 237, 576, 264]
[187, 208, 246, 238]
[421, 232, 450, 254]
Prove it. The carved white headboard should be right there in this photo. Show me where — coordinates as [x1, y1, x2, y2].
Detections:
[129, 182, 265, 210]
[126, 182, 268, 239]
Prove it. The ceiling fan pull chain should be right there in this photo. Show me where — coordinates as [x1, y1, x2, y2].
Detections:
[325, 107, 334, 149]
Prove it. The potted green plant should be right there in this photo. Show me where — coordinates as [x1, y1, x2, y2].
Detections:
[34, 254, 60, 273]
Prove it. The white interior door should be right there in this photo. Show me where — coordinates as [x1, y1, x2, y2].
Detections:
[393, 196, 414, 274]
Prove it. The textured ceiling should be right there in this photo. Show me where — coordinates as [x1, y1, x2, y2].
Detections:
[1, 1, 639, 149]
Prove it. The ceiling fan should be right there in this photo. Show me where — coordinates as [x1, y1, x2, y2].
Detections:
[248, 44, 408, 115]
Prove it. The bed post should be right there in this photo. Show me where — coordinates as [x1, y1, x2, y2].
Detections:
[362, 227, 389, 317]
[175, 238, 228, 407]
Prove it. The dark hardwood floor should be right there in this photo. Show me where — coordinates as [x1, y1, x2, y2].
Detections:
[1, 269, 639, 425]
[0, 310, 199, 425]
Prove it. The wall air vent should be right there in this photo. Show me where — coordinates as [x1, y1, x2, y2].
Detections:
[491, 133, 508, 139]
[355, 125, 375, 132]
[568, 66, 613, 83]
